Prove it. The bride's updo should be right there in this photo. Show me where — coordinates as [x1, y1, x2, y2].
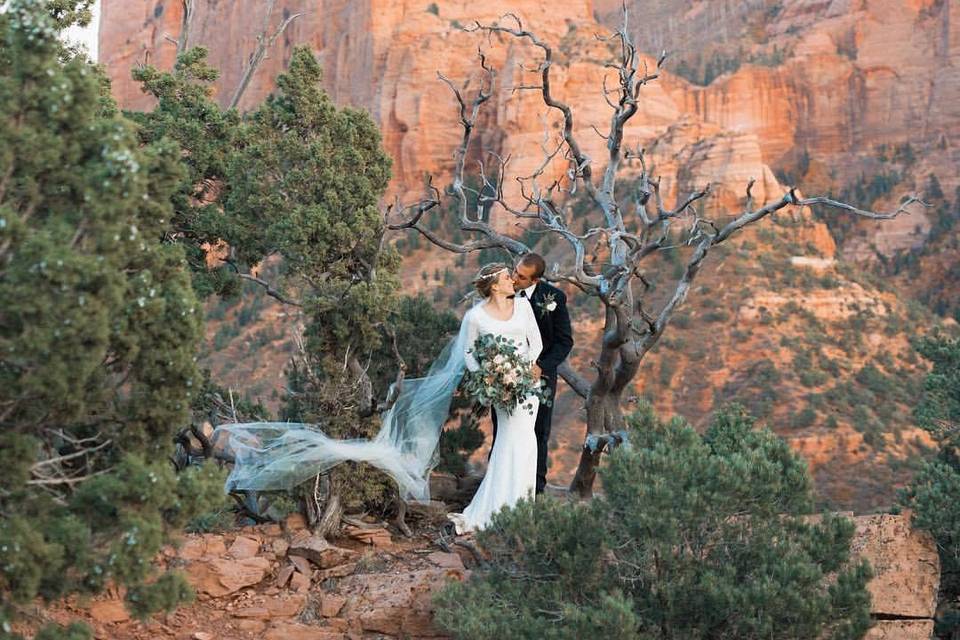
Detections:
[473, 262, 509, 298]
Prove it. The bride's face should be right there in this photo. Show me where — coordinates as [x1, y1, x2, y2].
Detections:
[492, 269, 515, 296]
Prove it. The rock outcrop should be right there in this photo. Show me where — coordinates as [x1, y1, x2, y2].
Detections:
[99, 0, 800, 209]
[15, 513, 940, 639]
[604, 0, 960, 174]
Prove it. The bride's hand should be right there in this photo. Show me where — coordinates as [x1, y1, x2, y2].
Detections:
[531, 363, 542, 379]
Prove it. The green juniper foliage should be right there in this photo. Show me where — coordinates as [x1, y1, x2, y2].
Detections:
[128, 47, 246, 298]
[0, 2, 225, 637]
[899, 335, 960, 637]
[435, 404, 872, 640]
[232, 47, 401, 513]
[133, 44, 409, 512]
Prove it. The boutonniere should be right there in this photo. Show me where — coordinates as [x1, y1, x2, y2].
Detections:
[536, 292, 558, 316]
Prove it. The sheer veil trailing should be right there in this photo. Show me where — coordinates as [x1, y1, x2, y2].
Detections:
[211, 303, 477, 502]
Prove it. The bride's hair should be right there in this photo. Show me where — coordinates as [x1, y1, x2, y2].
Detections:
[473, 262, 509, 298]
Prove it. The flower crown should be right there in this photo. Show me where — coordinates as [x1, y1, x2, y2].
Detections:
[474, 267, 508, 282]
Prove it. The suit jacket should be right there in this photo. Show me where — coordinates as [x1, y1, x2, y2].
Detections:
[526, 281, 574, 377]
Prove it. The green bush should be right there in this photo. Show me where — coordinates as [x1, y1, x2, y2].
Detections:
[899, 336, 960, 637]
[0, 3, 227, 635]
[792, 406, 818, 428]
[435, 404, 872, 639]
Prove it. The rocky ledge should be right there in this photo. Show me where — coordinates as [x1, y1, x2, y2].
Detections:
[18, 512, 939, 639]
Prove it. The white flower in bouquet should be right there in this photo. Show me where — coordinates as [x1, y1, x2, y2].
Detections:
[461, 333, 552, 415]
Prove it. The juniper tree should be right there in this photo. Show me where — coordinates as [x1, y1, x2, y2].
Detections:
[132, 46, 432, 533]
[899, 335, 960, 637]
[435, 405, 872, 640]
[0, 2, 225, 636]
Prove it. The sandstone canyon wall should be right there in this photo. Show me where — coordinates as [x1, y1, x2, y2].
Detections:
[100, 0, 795, 209]
[99, 1, 951, 511]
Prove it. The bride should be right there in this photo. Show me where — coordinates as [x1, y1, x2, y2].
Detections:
[211, 261, 542, 534]
[447, 262, 543, 534]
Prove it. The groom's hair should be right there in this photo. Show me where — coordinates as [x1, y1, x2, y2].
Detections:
[519, 253, 546, 279]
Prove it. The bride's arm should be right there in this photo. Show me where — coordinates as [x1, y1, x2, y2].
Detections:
[523, 299, 543, 365]
[463, 311, 481, 372]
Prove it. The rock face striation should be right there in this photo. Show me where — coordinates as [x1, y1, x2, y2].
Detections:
[100, 0, 799, 209]
[601, 0, 960, 171]
[102, 0, 960, 199]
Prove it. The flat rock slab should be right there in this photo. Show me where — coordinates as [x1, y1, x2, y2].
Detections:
[340, 567, 469, 637]
[177, 535, 227, 561]
[187, 556, 274, 597]
[289, 533, 358, 569]
[263, 622, 347, 640]
[426, 551, 465, 571]
[227, 535, 261, 559]
[851, 514, 940, 618]
[232, 593, 305, 619]
[863, 619, 935, 639]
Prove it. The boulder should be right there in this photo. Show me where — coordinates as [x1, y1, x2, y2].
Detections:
[851, 514, 941, 619]
[321, 594, 347, 618]
[232, 594, 306, 619]
[341, 568, 468, 638]
[317, 562, 358, 581]
[426, 551, 465, 571]
[290, 570, 312, 593]
[289, 533, 358, 569]
[187, 556, 273, 597]
[177, 535, 228, 561]
[272, 537, 290, 556]
[863, 619, 935, 640]
[276, 564, 295, 589]
[344, 526, 393, 548]
[290, 555, 313, 577]
[227, 535, 261, 559]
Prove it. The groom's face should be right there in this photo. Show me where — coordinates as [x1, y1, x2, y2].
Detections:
[512, 263, 538, 290]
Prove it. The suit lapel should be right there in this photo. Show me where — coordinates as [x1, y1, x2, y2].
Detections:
[530, 282, 550, 333]
[529, 282, 542, 302]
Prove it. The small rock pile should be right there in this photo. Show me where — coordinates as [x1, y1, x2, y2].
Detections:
[36, 513, 468, 639]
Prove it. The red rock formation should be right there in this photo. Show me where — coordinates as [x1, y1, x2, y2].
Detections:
[607, 0, 960, 169]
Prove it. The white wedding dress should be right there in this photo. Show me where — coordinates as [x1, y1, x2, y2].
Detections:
[447, 295, 543, 534]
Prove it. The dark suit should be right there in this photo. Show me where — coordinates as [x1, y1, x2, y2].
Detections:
[492, 281, 574, 494]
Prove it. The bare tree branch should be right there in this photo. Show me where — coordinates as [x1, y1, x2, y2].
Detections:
[30, 440, 113, 473]
[233, 270, 303, 307]
[558, 362, 590, 399]
[27, 468, 112, 487]
[176, 0, 193, 56]
[375, 325, 407, 413]
[229, 0, 302, 110]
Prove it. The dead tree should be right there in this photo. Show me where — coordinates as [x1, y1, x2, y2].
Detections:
[166, 0, 301, 110]
[387, 10, 919, 498]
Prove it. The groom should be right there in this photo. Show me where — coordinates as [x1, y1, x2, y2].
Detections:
[492, 252, 574, 494]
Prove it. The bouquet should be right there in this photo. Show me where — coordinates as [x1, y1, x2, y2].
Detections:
[460, 333, 552, 416]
